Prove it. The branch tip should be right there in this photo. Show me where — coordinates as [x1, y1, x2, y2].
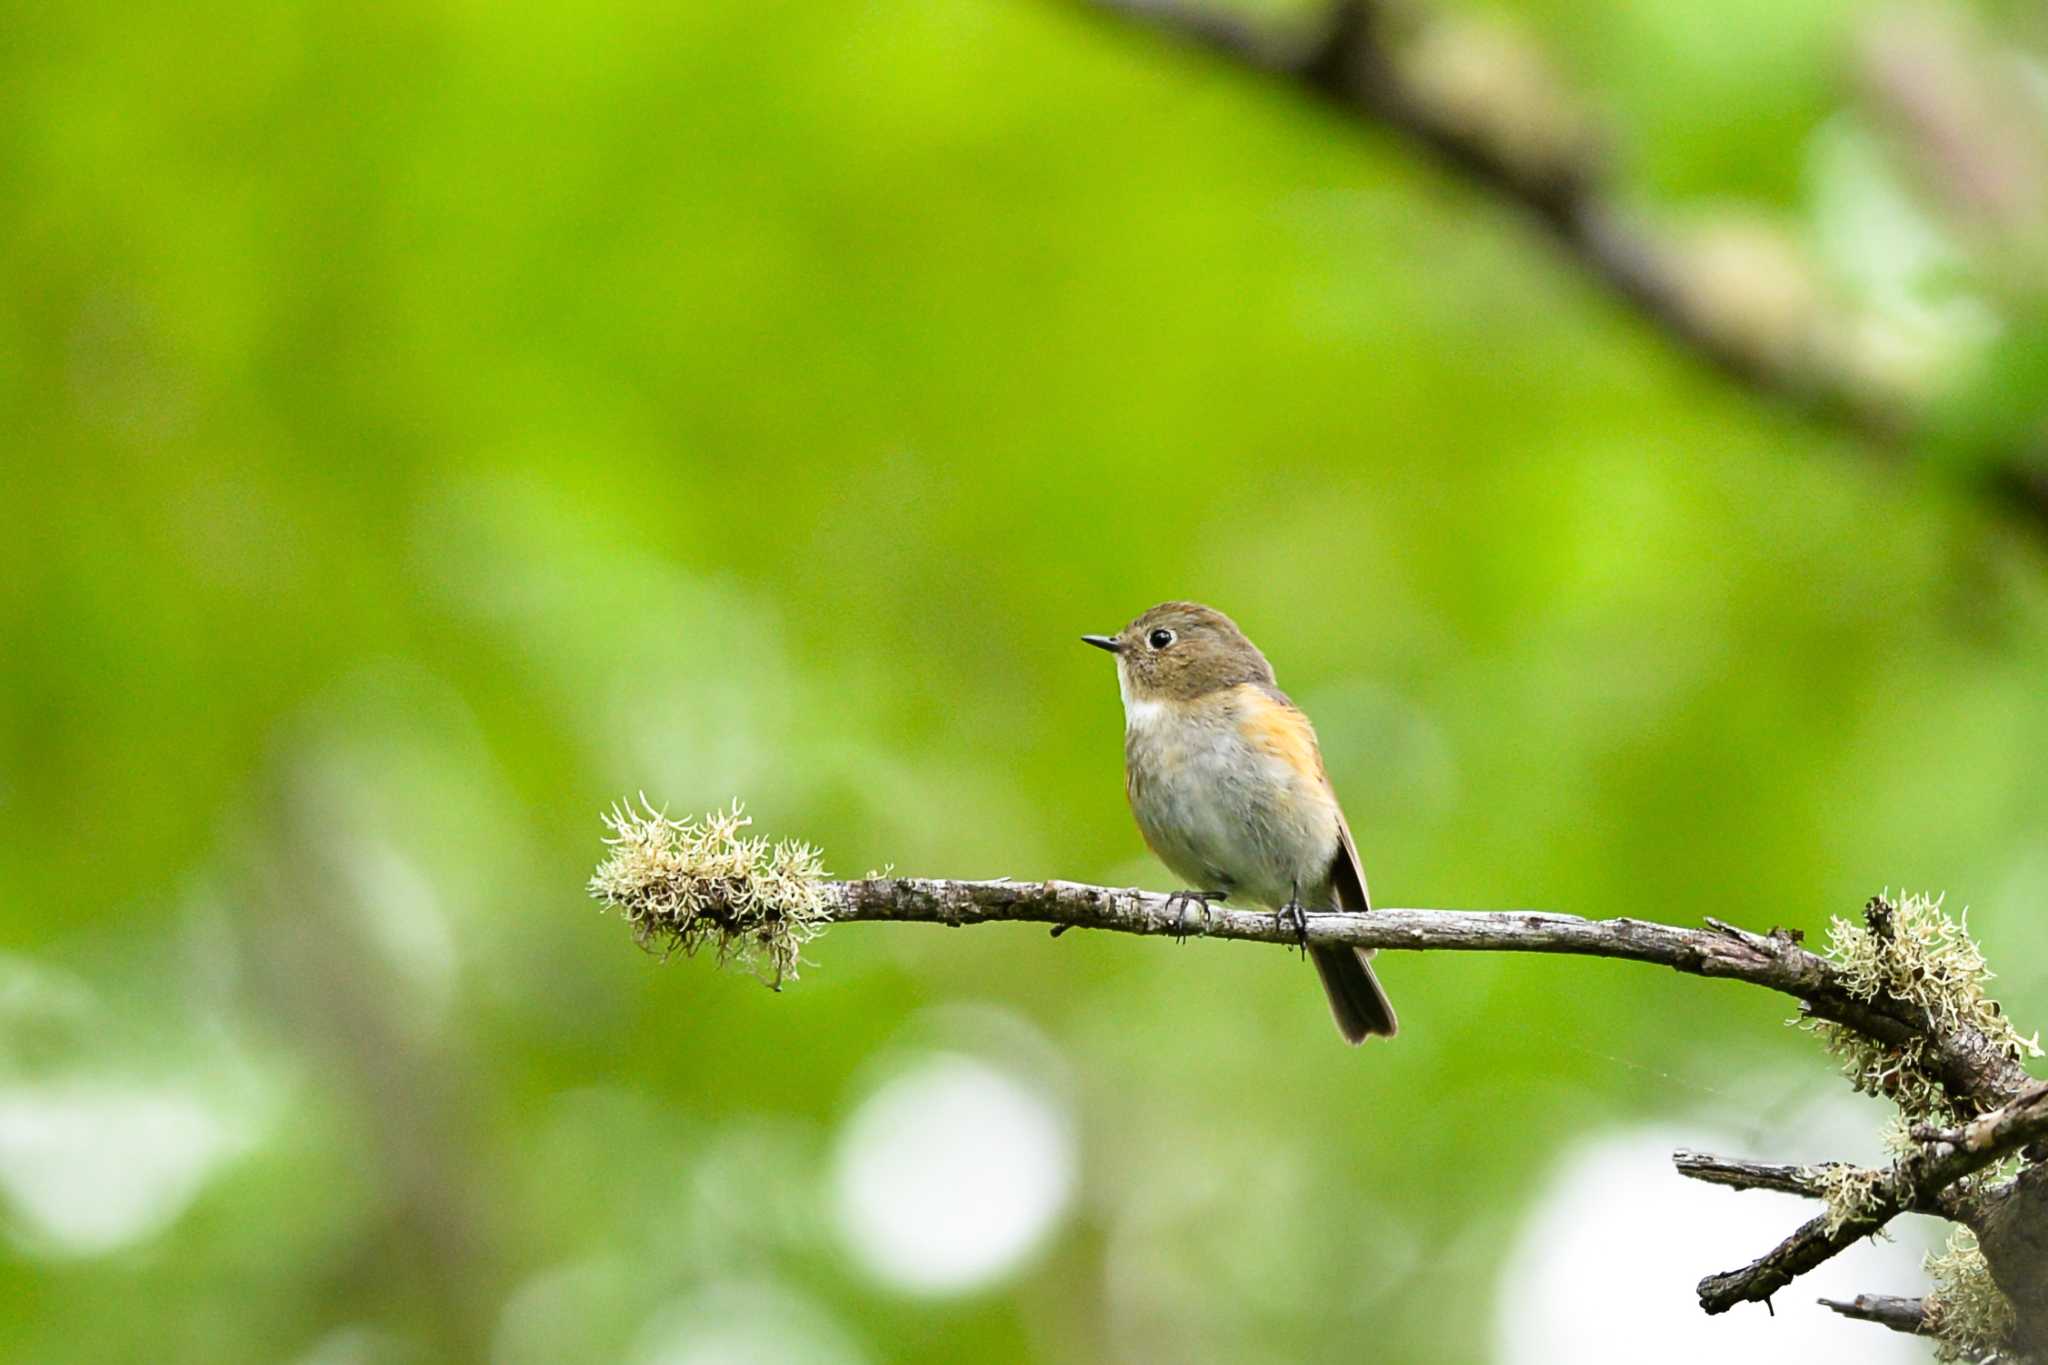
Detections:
[587, 799, 831, 986]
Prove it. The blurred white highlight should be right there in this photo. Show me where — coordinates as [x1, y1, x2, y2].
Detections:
[0, 1082, 249, 1256]
[831, 1052, 1075, 1295]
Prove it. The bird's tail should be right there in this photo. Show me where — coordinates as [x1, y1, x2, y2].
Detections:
[1311, 945, 1398, 1043]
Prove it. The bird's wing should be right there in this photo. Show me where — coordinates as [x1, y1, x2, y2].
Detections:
[1244, 683, 1396, 1039]
[1327, 806, 1372, 914]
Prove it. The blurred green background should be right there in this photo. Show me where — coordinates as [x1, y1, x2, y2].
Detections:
[6, 0, 2048, 1361]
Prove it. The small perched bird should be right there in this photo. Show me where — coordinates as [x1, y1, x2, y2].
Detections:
[1083, 602, 1396, 1043]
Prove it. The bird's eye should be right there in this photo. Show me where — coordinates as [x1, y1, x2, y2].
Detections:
[1148, 628, 1175, 650]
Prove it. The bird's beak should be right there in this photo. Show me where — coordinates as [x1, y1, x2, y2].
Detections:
[1081, 634, 1122, 654]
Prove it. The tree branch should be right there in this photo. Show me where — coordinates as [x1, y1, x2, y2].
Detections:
[1819, 1294, 1934, 1337]
[838, 876, 1846, 988]
[1673, 1150, 1838, 1200]
[1051, 0, 2048, 535]
[1696, 1080, 2048, 1315]
[824, 875, 2046, 1341]
[593, 804, 2047, 1350]
[1673, 1148, 1969, 1218]
[830, 877, 2033, 1108]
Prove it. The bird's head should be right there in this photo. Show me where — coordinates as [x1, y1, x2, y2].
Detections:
[1082, 601, 1275, 704]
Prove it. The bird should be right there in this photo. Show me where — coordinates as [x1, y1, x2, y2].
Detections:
[1083, 601, 1396, 1043]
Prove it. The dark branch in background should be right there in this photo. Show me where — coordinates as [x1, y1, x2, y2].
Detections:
[244, 767, 505, 1359]
[590, 806, 2047, 1359]
[1053, 0, 2048, 535]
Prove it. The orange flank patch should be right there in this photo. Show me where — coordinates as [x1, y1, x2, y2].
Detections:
[1229, 684, 1325, 783]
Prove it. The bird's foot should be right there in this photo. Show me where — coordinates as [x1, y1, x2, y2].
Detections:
[1276, 893, 1310, 959]
[1167, 889, 1226, 943]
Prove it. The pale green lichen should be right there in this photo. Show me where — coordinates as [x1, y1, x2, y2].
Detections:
[588, 799, 830, 986]
[1810, 1161, 1888, 1238]
[1834, 894, 2035, 1051]
[1880, 1112, 1919, 1160]
[1793, 894, 2036, 1359]
[1925, 1226, 2017, 1363]
[1806, 893, 2041, 1127]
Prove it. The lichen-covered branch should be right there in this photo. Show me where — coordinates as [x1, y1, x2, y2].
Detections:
[1672, 1150, 1967, 1219]
[590, 807, 2046, 1357]
[588, 815, 2031, 1110]
[590, 801, 829, 985]
[1696, 1079, 2048, 1315]
[1660, 896, 2048, 1357]
[1052, 0, 2048, 535]
[1811, 895, 2041, 1122]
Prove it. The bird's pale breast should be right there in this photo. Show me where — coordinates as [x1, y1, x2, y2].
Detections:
[1123, 683, 1342, 909]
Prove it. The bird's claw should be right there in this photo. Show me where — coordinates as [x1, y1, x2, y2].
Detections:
[1276, 896, 1310, 959]
[1167, 889, 1225, 943]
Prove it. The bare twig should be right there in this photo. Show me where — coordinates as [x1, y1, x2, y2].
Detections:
[1673, 1150, 1837, 1200]
[1819, 1294, 1934, 1337]
[1697, 1081, 2048, 1314]
[1053, 0, 2048, 534]
[837, 878, 1848, 990]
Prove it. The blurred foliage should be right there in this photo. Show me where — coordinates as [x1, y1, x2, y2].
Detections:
[4, 0, 2048, 1361]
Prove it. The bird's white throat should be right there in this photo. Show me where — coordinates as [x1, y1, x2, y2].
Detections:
[1116, 661, 1169, 732]
[1123, 697, 1168, 731]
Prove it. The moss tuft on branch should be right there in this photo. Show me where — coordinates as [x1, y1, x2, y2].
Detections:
[1807, 892, 2041, 1125]
[588, 800, 830, 986]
